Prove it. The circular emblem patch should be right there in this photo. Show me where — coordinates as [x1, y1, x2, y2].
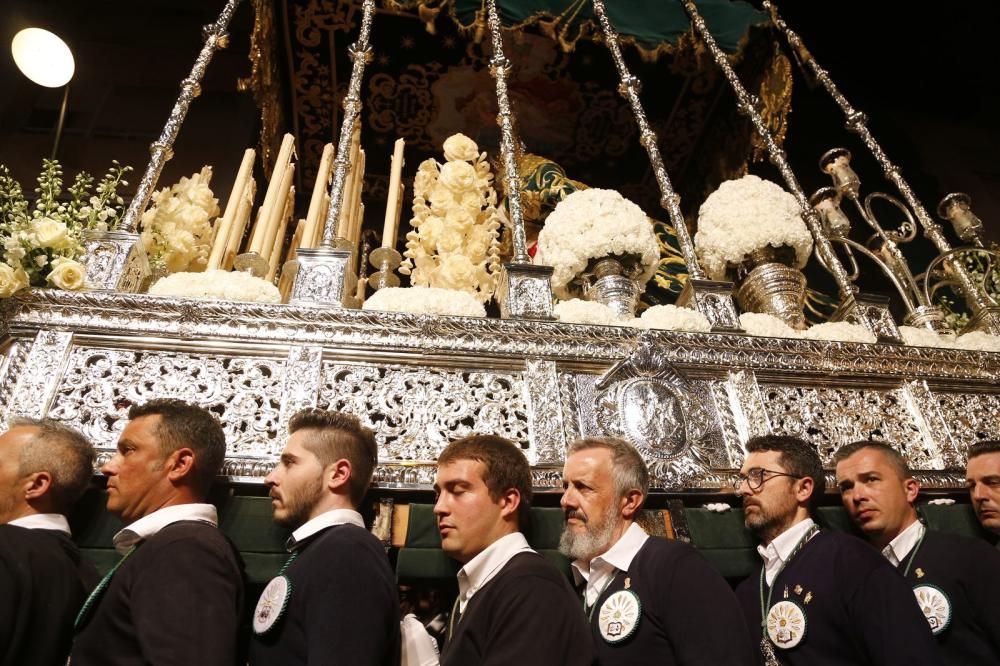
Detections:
[253, 575, 291, 635]
[913, 585, 951, 635]
[598, 590, 641, 643]
[766, 600, 807, 649]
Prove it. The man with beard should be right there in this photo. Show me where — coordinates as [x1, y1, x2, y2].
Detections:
[434, 434, 592, 665]
[71, 399, 245, 665]
[560, 437, 754, 665]
[0, 418, 97, 666]
[733, 434, 942, 666]
[835, 440, 1000, 664]
[248, 408, 400, 665]
[966, 440, 1000, 541]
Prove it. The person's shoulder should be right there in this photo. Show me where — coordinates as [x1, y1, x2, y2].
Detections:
[639, 535, 700, 561]
[817, 529, 892, 571]
[0, 524, 72, 555]
[494, 551, 566, 585]
[142, 520, 233, 557]
[302, 524, 390, 564]
[923, 528, 1000, 562]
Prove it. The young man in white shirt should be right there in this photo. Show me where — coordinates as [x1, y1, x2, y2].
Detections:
[966, 439, 1000, 538]
[734, 434, 941, 666]
[71, 399, 245, 665]
[0, 417, 96, 666]
[835, 439, 1000, 665]
[560, 436, 753, 665]
[248, 408, 400, 665]
[434, 434, 593, 666]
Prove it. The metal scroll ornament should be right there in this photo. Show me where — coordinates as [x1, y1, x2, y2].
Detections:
[594, 339, 716, 487]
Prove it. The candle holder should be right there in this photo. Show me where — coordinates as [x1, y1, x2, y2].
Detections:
[938, 193, 985, 246]
[367, 247, 401, 291]
[233, 251, 270, 278]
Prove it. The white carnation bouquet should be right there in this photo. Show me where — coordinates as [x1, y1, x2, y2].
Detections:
[140, 166, 220, 275]
[148, 269, 281, 303]
[534, 188, 659, 300]
[694, 175, 813, 281]
[399, 134, 502, 303]
[362, 286, 486, 318]
[0, 159, 131, 297]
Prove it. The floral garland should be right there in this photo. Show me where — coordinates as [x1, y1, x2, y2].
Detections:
[635, 304, 712, 333]
[362, 286, 487, 318]
[0, 159, 131, 297]
[553, 299, 627, 327]
[694, 175, 813, 281]
[399, 134, 502, 303]
[148, 269, 280, 303]
[534, 188, 660, 300]
[140, 167, 220, 275]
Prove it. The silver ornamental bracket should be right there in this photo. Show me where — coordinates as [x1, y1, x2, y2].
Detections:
[288, 247, 358, 308]
[832, 292, 904, 344]
[80, 230, 150, 293]
[496, 262, 555, 320]
[676, 278, 743, 332]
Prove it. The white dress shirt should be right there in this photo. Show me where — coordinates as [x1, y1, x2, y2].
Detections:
[456, 531, 535, 613]
[758, 518, 817, 586]
[8, 513, 71, 535]
[571, 522, 650, 608]
[113, 503, 218, 553]
[287, 508, 365, 551]
[881, 519, 926, 568]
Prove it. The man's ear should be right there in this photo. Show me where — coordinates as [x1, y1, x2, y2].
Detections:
[23, 471, 53, 501]
[165, 448, 196, 484]
[904, 476, 921, 504]
[795, 476, 817, 506]
[326, 458, 352, 494]
[620, 489, 644, 520]
[498, 487, 522, 521]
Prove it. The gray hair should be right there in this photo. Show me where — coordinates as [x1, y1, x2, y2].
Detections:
[567, 437, 649, 502]
[10, 417, 95, 513]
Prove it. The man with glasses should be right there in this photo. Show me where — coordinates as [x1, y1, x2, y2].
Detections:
[835, 440, 1000, 664]
[733, 434, 941, 666]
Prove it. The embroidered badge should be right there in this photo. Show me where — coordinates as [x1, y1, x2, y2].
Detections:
[253, 575, 292, 635]
[766, 599, 807, 649]
[913, 585, 952, 636]
[915, 567, 925, 579]
[598, 590, 641, 643]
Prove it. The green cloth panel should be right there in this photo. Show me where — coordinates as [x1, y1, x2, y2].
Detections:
[919, 503, 993, 540]
[451, 0, 765, 53]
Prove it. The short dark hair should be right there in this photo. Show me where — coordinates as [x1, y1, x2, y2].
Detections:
[746, 434, 826, 515]
[969, 440, 1000, 460]
[128, 399, 226, 496]
[10, 417, 95, 513]
[832, 440, 910, 479]
[288, 408, 377, 507]
[567, 437, 649, 503]
[438, 434, 532, 528]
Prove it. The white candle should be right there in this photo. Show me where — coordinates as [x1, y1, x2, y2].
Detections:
[224, 179, 256, 270]
[208, 148, 255, 270]
[259, 164, 295, 264]
[302, 143, 334, 250]
[381, 138, 405, 248]
[267, 185, 295, 281]
[248, 133, 295, 254]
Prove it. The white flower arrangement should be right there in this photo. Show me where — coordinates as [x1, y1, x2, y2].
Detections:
[534, 188, 659, 300]
[703, 502, 732, 513]
[925, 498, 956, 506]
[898, 326, 953, 349]
[636, 304, 712, 333]
[140, 167, 220, 274]
[399, 134, 502, 303]
[362, 286, 487, 318]
[799, 321, 876, 344]
[0, 159, 130, 297]
[694, 175, 813, 281]
[148, 269, 281, 303]
[738, 312, 800, 339]
[953, 331, 1000, 353]
[553, 299, 628, 327]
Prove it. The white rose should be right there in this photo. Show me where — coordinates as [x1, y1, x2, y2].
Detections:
[438, 161, 478, 192]
[0, 263, 29, 297]
[443, 133, 479, 162]
[32, 217, 71, 250]
[434, 254, 477, 291]
[46, 257, 86, 291]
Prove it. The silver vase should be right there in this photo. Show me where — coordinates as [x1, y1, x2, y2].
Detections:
[735, 261, 808, 330]
[584, 257, 641, 317]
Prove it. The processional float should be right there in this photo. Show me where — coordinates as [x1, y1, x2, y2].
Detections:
[1, 0, 998, 492]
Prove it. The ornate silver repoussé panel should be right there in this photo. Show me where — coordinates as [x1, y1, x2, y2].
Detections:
[1, 289, 998, 491]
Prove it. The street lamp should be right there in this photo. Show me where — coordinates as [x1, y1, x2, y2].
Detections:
[11, 27, 75, 160]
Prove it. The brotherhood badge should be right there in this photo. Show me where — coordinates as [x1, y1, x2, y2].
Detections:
[598, 590, 641, 643]
[253, 575, 292, 635]
[913, 585, 952, 635]
[766, 600, 807, 649]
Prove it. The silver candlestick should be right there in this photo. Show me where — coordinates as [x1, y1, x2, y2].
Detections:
[368, 247, 402, 291]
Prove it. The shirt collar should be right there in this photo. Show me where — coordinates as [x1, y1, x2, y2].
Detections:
[457, 532, 534, 610]
[113, 503, 218, 554]
[571, 522, 649, 585]
[287, 508, 365, 551]
[7, 513, 71, 535]
[882, 519, 925, 567]
[758, 517, 816, 569]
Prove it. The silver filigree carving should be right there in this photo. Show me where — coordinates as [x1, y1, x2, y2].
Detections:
[903, 379, 962, 467]
[277, 345, 323, 435]
[833, 293, 903, 344]
[711, 370, 772, 467]
[318, 362, 529, 463]
[45, 347, 285, 456]
[523, 359, 565, 465]
[496, 263, 555, 320]
[5, 330, 74, 419]
[935, 391, 1000, 453]
[0, 340, 29, 430]
[81, 230, 150, 292]
[288, 247, 357, 308]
